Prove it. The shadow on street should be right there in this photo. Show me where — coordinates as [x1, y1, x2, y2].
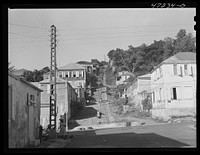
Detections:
[66, 130, 190, 148]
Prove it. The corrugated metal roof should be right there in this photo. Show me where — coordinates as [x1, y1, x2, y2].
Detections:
[59, 63, 85, 70]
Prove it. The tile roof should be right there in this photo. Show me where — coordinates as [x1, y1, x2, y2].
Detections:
[59, 63, 85, 70]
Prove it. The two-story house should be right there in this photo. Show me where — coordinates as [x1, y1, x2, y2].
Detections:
[116, 71, 134, 86]
[150, 52, 196, 120]
[127, 73, 151, 108]
[57, 63, 86, 89]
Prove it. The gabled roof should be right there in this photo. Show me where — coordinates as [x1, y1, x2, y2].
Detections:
[39, 77, 66, 84]
[150, 52, 196, 74]
[9, 72, 43, 92]
[163, 52, 196, 64]
[59, 63, 85, 70]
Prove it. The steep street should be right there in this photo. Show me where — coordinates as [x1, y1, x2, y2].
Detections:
[68, 88, 112, 130]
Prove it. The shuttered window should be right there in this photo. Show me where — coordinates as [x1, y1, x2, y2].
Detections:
[174, 64, 177, 75]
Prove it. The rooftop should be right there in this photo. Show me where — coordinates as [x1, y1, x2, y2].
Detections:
[12, 69, 28, 76]
[9, 72, 42, 92]
[163, 52, 196, 64]
[59, 63, 85, 70]
[39, 77, 66, 84]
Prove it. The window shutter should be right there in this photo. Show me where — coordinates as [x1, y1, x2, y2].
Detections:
[180, 66, 183, 76]
[184, 64, 188, 76]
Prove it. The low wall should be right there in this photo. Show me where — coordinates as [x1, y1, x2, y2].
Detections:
[152, 108, 196, 121]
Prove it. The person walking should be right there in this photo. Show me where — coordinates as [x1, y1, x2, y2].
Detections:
[39, 125, 43, 144]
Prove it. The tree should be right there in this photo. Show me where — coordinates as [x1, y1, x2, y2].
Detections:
[163, 37, 175, 60]
[174, 29, 196, 53]
[22, 66, 50, 82]
[8, 62, 15, 73]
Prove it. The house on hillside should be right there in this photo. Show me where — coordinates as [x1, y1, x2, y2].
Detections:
[57, 63, 87, 89]
[127, 73, 151, 108]
[116, 71, 134, 86]
[8, 73, 42, 148]
[31, 77, 79, 131]
[150, 52, 196, 120]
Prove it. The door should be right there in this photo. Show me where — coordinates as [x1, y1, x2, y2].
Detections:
[29, 105, 34, 141]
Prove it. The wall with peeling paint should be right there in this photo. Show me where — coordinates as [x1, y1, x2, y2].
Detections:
[8, 74, 41, 148]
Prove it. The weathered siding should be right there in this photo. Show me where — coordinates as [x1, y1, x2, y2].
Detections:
[8, 75, 41, 148]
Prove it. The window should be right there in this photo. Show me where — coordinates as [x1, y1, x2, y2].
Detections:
[30, 94, 35, 102]
[58, 72, 62, 78]
[184, 64, 188, 76]
[191, 66, 194, 76]
[65, 71, 70, 78]
[180, 66, 183, 76]
[72, 71, 76, 77]
[174, 64, 177, 75]
[79, 71, 83, 77]
[76, 71, 79, 78]
[171, 87, 181, 100]
[172, 88, 177, 100]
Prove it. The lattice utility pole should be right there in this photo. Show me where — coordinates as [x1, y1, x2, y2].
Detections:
[49, 25, 57, 138]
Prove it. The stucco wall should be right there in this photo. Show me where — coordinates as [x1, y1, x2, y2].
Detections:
[39, 81, 78, 131]
[39, 82, 68, 130]
[151, 63, 196, 119]
[8, 75, 41, 148]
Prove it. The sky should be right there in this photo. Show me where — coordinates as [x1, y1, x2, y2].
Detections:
[8, 8, 196, 71]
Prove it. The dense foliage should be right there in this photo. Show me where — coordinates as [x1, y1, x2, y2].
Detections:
[107, 29, 196, 79]
[22, 66, 50, 82]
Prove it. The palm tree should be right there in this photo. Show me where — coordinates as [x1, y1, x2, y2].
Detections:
[8, 62, 15, 73]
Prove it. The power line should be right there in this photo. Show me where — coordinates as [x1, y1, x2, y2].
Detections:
[59, 28, 192, 37]
[9, 23, 48, 30]
[59, 32, 178, 41]
[9, 32, 47, 39]
[59, 24, 193, 31]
